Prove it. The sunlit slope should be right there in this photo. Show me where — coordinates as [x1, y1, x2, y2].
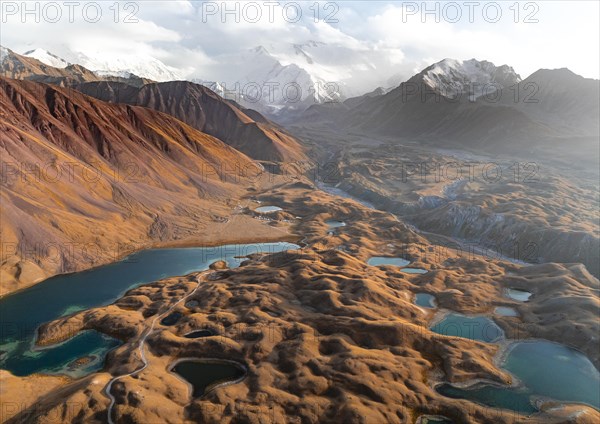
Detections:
[0, 77, 261, 295]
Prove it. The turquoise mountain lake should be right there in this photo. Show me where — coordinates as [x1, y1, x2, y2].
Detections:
[415, 293, 436, 309]
[367, 257, 410, 267]
[401, 268, 428, 274]
[0, 242, 299, 377]
[437, 381, 536, 414]
[255, 206, 283, 213]
[430, 313, 504, 343]
[438, 340, 600, 413]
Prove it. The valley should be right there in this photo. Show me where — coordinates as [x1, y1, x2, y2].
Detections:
[292, 125, 599, 276]
[0, 36, 599, 424]
[0, 76, 302, 296]
[1, 177, 598, 423]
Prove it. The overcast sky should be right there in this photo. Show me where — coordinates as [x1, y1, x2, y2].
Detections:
[1, 1, 598, 91]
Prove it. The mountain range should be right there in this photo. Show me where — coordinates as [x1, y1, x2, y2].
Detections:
[73, 80, 306, 162]
[1, 44, 599, 291]
[4, 44, 599, 156]
[0, 47, 307, 293]
[0, 46, 305, 162]
[22, 47, 182, 81]
[302, 58, 599, 163]
[10, 44, 396, 117]
[0, 46, 150, 87]
[0, 77, 258, 292]
[1, 40, 600, 424]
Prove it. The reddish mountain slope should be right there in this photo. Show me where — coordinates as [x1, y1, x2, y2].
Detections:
[0, 77, 263, 295]
[75, 80, 307, 163]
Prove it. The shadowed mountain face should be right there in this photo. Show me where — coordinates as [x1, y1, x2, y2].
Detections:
[290, 61, 599, 279]
[305, 60, 598, 163]
[0, 77, 263, 294]
[74, 81, 307, 163]
[492, 68, 600, 136]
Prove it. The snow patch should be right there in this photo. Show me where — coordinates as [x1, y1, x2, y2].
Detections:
[420, 58, 521, 100]
[63, 51, 182, 82]
[0, 46, 8, 64]
[23, 48, 69, 68]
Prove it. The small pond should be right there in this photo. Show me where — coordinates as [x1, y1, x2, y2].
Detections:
[255, 206, 283, 213]
[171, 359, 246, 397]
[184, 329, 216, 339]
[161, 312, 183, 326]
[367, 257, 410, 267]
[401, 268, 428, 274]
[185, 300, 199, 309]
[415, 293, 436, 309]
[494, 307, 519, 317]
[505, 289, 532, 302]
[325, 220, 346, 230]
[430, 313, 504, 343]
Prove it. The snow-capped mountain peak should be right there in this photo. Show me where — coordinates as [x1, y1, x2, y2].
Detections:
[416, 58, 521, 100]
[239, 46, 341, 106]
[189, 79, 226, 97]
[23, 48, 69, 68]
[193, 44, 345, 117]
[0, 45, 9, 64]
[66, 51, 183, 82]
[19, 47, 183, 82]
[292, 44, 315, 65]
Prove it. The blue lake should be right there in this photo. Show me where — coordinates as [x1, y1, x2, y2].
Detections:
[367, 257, 410, 267]
[438, 340, 600, 413]
[437, 381, 536, 414]
[505, 289, 532, 302]
[0, 242, 299, 377]
[430, 313, 504, 343]
[255, 206, 283, 213]
[401, 268, 428, 274]
[415, 293, 436, 309]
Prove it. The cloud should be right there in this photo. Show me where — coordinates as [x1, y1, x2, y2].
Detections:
[1, 1, 597, 93]
[360, 2, 599, 80]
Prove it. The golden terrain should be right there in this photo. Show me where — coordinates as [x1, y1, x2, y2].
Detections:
[3, 181, 598, 424]
[1, 75, 598, 424]
[0, 77, 303, 296]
